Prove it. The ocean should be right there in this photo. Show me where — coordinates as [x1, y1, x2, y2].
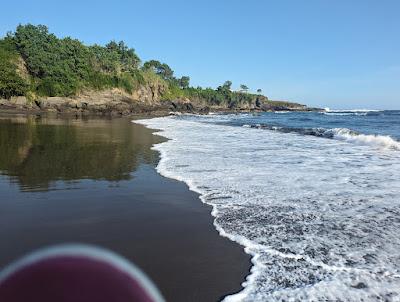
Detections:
[136, 110, 400, 301]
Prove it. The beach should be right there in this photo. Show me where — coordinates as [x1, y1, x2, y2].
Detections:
[138, 112, 400, 301]
[0, 113, 250, 302]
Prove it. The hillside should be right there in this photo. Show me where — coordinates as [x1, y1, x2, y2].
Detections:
[0, 24, 312, 115]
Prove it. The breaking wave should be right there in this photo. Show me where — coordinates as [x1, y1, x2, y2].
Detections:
[323, 112, 368, 116]
[245, 124, 400, 150]
[322, 109, 385, 116]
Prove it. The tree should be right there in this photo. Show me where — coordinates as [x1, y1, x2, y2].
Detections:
[89, 44, 120, 73]
[143, 60, 161, 72]
[179, 76, 190, 89]
[143, 60, 174, 81]
[13, 24, 85, 96]
[160, 63, 173, 80]
[257, 88, 262, 94]
[0, 39, 29, 98]
[10, 24, 144, 96]
[14, 24, 59, 77]
[105, 40, 140, 71]
[240, 84, 249, 93]
[223, 80, 232, 91]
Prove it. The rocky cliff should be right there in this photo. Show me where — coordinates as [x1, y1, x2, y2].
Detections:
[0, 84, 317, 116]
[0, 91, 318, 116]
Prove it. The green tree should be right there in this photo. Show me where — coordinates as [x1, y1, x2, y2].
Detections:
[240, 84, 249, 93]
[0, 39, 28, 99]
[143, 60, 174, 81]
[13, 24, 88, 96]
[88, 44, 120, 73]
[257, 88, 262, 94]
[179, 76, 190, 89]
[106, 40, 140, 71]
[0, 23, 283, 109]
[223, 80, 232, 90]
[0, 65, 28, 99]
[142, 60, 161, 72]
[8, 24, 143, 96]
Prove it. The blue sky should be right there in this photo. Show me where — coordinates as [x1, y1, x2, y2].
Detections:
[1, 0, 399, 109]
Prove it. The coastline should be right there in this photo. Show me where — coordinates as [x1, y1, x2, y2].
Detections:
[0, 91, 321, 118]
[135, 117, 257, 301]
[0, 114, 251, 301]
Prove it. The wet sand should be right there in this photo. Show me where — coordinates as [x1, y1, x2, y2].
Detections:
[0, 114, 250, 301]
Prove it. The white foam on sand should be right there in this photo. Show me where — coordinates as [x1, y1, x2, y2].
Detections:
[134, 116, 400, 301]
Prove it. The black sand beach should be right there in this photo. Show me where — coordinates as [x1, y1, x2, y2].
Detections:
[0, 114, 250, 302]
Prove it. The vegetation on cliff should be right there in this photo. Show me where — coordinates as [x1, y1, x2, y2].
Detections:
[0, 24, 305, 110]
[0, 24, 147, 98]
[0, 39, 29, 98]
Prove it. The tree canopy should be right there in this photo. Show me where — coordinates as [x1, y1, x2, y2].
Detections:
[0, 38, 28, 99]
[3, 24, 144, 96]
[0, 24, 270, 109]
[223, 81, 232, 90]
[143, 60, 174, 81]
[240, 84, 249, 92]
[179, 76, 190, 89]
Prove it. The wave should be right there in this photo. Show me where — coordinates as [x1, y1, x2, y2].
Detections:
[135, 116, 400, 301]
[323, 112, 368, 116]
[332, 128, 400, 150]
[322, 108, 386, 116]
[324, 108, 382, 113]
[245, 124, 400, 150]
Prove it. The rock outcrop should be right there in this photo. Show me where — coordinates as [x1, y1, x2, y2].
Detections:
[0, 87, 317, 115]
[0, 88, 197, 116]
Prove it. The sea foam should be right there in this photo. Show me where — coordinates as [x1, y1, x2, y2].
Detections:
[135, 116, 400, 301]
[331, 128, 400, 150]
[248, 124, 400, 151]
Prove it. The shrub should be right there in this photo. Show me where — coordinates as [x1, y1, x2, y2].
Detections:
[0, 39, 28, 99]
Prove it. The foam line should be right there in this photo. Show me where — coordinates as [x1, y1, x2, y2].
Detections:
[134, 116, 400, 301]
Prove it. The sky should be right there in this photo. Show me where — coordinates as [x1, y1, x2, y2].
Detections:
[1, 0, 399, 109]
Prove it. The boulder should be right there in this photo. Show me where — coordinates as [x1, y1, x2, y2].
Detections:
[198, 106, 210, 114]
[170, 101, 194, 112]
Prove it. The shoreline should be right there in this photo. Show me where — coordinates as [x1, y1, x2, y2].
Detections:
[133, 116, 254, 301]
[0, 114, 251, 301]
[137, 117, 256, 301]
[0, 93, 322, 118]
[0, 105, 322, 123]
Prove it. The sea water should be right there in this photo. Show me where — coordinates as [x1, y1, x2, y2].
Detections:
[136, 110, 400, 301]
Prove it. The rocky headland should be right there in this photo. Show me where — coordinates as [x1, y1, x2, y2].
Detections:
[0, 88, 319, 117]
